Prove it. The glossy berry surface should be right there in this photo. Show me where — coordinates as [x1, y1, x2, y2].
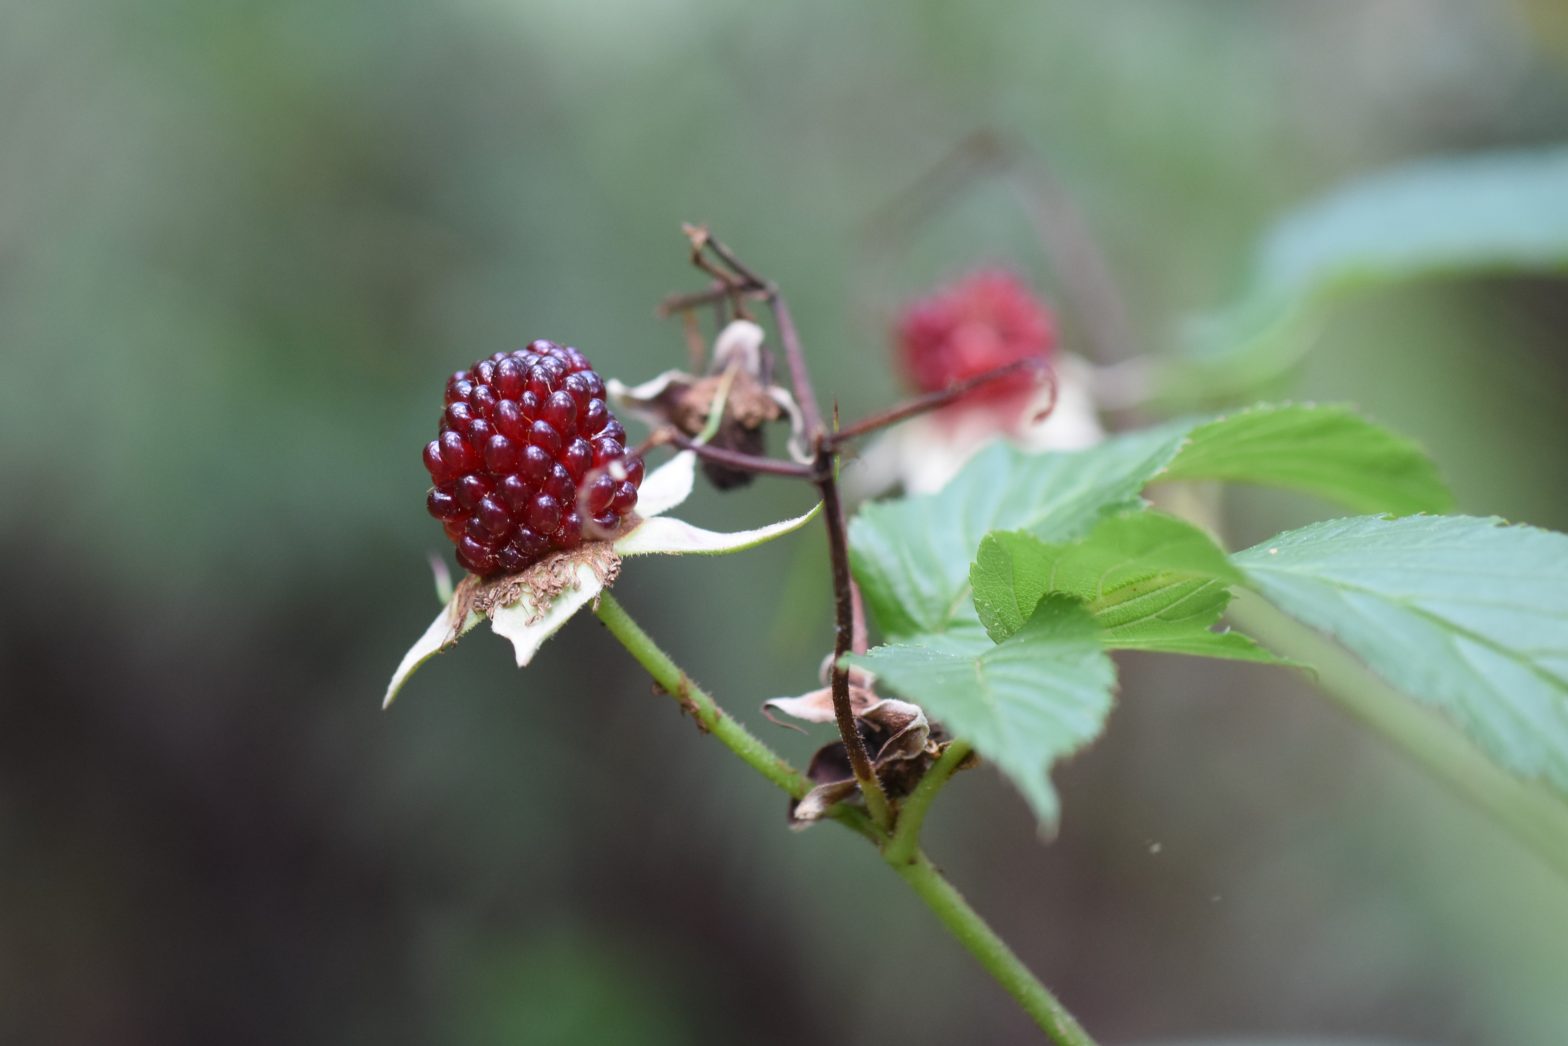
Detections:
[422, 340, 642, 576]
[894, 269, 1056, 412]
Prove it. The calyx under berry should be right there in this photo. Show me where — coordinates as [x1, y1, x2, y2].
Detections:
[423, 340, 644, 576]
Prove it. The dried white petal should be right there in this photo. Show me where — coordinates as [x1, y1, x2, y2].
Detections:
[768, 386, 813, 465]
[712, 319, 765, 372]
[864, 698, 930, 763]
[633, 450, 696, 518]
[607, 370, 684, 421]
[789, 780, 859, 829]
[614, 502, 821, 557]
[762, 685, 880, 725]
[488, 561, 607, 667]
[384, 601, 481, 708]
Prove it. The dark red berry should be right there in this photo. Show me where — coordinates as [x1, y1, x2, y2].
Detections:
[556, 512, 584, 550]
[526, 493, 562, 534]
[529, 419, 562, 457]
[495, 400, 527, 441]
[457, 536, 496, 574]
[423, 342, 642, 577]
[427, 487, 463, 520]
[580, 398, 609, 435]
[464, 517, 505, 550]
[495, 357, 525, 398]
[622, 456, 645, 487]
[455, 473, 490, 511]
[611, 481, 638, 514]
[484, 434, 520, 473]
[471, 384, 499, 418]
[517, 444, 550, 485]
[423, 440, 447, 481]
[591, 436, 624, 465]
[496, 543, 527, 574]
[562, 438, 593, 481]
[543, 391, 577, 436]
[439, 430, 476, 473]
[543, 464, 574, 504]
[499, 473, 531, 512]
[446, 377, 474, 405]
[583, 473, 616, 514]
[477, 495, 511, 536]
[467, 418, 495, 449]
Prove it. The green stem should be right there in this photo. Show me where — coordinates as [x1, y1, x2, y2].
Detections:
[885, 740, 972, 865]
[1230, 592, 1568, 879]
[594, 589, 811, 798]
[891, 853, 1097, 1046]
[594, 590, 1095, 1044]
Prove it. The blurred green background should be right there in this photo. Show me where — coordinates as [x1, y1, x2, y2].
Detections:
[4, 2, 1568, 1043]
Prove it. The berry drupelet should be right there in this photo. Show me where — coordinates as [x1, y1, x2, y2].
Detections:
[423, 340, 644, 577]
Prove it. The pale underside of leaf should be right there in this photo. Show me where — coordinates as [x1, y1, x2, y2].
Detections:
[1151, 402, 1452, 516]
[1234, 515, 1568, 794]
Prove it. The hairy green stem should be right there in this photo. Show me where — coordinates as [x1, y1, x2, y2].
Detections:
[892, 853, 1097, 1046]
[593, 590, 880, 842]
[885, 740, 973, 866]
[594, 590, 811, 798]
[594, 590, 1095, 1044]
[1230, 592, 1568, 879]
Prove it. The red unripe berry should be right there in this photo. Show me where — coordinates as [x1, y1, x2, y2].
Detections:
[894, 269, 1055, 416]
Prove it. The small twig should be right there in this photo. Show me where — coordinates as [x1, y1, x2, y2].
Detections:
[677, 229, 892, 826]
[665, 431, 815, 479]
[769, 294, 825, 442]
[657, 282, 770, 318]
[828, 358, 1052, 448]
[681, 227, 826, 444]
[818, 447, 895, 829]
[850, 581, 869, 656]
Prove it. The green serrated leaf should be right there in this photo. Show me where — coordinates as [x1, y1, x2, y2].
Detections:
[1165, 147, 1568, 402]
[1153, 403, 1452, 516]
[852, 403, 1446, 641]
[971, 513, 1281, 665]
[850, 428, 1183, 638]
[1234, 515, 1568, 795]
[846, 595, 1116, 829]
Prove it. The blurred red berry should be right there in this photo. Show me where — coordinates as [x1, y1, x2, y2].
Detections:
[422, 340, 642, 577]
[894, 269, 1055, 417]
